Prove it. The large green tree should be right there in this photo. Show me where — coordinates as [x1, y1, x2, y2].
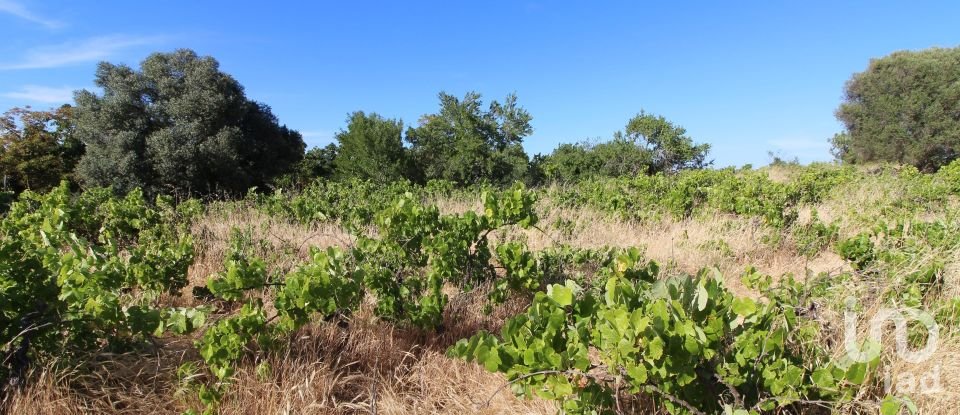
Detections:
[540, 112, 710, 182]
[406, 92, 532, 185]
[540, 138, 654, 181]
[334, 111, 410, 182]
[539, 142, 598, 182]
[621, 111, 711, 173]
[835, 47, 960, 171]
[74, 49, 305, 195]
[298, 144, 338, 180]
[0, 105, 82, 193]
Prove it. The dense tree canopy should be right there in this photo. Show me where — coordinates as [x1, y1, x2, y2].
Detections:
[406, 92, 533, 185]
[0, 49, 723, 192]
[334, 111, 411, 183]
[835, 47, 960, 171]
[540, 112, 710, 182]
[296, 144, 338, 182]
[540, 139, 651, 181]
[539, 143, 597, 181]
[622, 111, 711, 173]
[0, 106, 82, 193]
[74, 49, 305, 195]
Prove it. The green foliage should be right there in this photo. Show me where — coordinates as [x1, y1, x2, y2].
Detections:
[540, 142, 604, 182]
[542, 138, 654, 182]
[937, 159, 960, 192]
[250, 178, 418, 230]
[274, 247, 363, 331]
[0, 105, 82, 193]
[835, 47, 960, 170]
[283, 143, 338, 187]
[197, 302, 268, 381]
[7, 161, 957, 413]
[0, 182, 205, 388]
[792, 211, 839, 258]
[548, 165, 856, 228]
[206, 232, 271, 302]
[356, 183, 538, 327]
[540, 112, 711, 183]
[451, 258, 866, 414]
[836, 233, 875, 271]
[334, 111, 412, 183]
[834, 216, 960, 307]
[73, 49, 305, 196]
[406, 91, 533, 185]
[187, 183, 541, 411]
[622, 111, 712, 173]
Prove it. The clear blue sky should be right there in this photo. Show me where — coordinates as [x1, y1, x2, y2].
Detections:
[1, 1, 957, 167]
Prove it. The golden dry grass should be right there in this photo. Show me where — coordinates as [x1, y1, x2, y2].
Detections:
[5, 290, 555, 415]
[6, 180, 960, 415]
[518, 205, 847, 297]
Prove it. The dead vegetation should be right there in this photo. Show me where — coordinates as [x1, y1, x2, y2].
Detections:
[6, 173, 960, 415]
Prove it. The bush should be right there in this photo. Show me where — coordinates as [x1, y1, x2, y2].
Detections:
[74, 49, 304, 196]
[835, 47, 960, 170]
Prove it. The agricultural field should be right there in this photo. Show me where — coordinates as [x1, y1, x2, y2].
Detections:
[3, 162, 960, 414]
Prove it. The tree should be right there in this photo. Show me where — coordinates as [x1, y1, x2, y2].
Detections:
[300, 143, 338, 179]
[73, 49, 305, 195]
[835, 47, 960, 171]
[279, 143, 338, 188]
[406, 92, 532, 185]
[828, 132, 852, 163]
[593, 136, 655, 176]
[539, 112, 710, 182]
[541, 139, 653, 182]
[525, 153, 548, 186]
[334, 111, 411, 182]
[540, 142, 602, 181]
[0, 105, 82, 193]
[621, 111, 711, 173]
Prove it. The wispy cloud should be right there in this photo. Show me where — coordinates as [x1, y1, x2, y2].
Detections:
[0, 35, 166, 70]
[0, 0, 62, 29]
[1, 85, 75, 103]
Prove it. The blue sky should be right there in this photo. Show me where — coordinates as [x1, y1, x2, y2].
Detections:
[0, 1, 957, 167]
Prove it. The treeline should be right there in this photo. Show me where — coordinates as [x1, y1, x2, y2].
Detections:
[295, 104, 712, 188]
[4, 45, 960, 197]
[0, 49, 710, 197]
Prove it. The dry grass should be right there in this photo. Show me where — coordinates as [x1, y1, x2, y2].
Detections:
[212, 292, 554, 415]
[5, 290, 553, 415]
[4, 203, 553, 414]
[6, 181, 960, 415]
[517, 205, 847, 297]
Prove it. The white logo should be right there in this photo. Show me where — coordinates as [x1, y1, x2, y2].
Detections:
[843, 298, 942, 395]
[843, 304, 938, 363]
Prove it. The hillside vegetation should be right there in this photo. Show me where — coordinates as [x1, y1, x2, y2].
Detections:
[4, 44, 960, 415]
[3, 162, 960, 414]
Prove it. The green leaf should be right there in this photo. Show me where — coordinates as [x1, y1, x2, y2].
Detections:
[696, 281, 709, 311]
[646, 337, 664, 360]
[626, 364, 647, 384]
[811, 367, 835, 389]
[548, 284, 573, 307]
[730, 297, 757, 317]
[845, 362, 868, 385]
[880, 396, 901, 415]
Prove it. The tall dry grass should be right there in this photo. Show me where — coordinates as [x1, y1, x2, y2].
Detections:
[6, 176, 960, 414]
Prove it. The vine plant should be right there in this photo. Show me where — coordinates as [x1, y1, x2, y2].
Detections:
[450, 251, 915, 414]
[188, 183, 541, 412]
